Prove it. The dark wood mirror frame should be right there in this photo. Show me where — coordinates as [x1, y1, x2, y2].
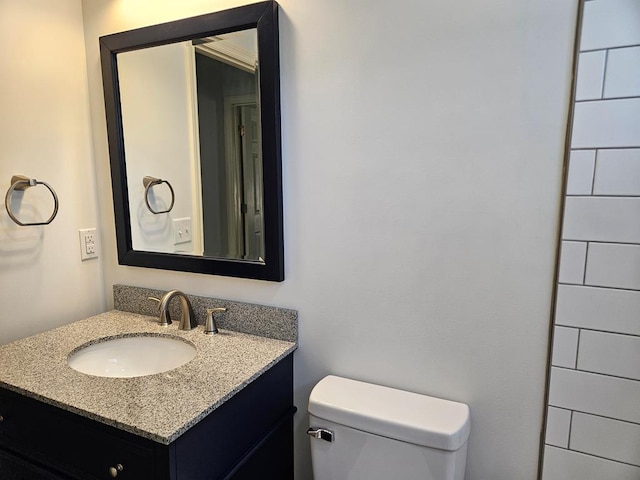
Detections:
[100, 1, 284, 281]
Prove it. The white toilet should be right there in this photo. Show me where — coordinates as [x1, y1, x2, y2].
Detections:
[308, 375, 470, 480]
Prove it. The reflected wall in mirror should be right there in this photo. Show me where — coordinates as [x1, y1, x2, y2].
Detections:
[119, 29, 263, 260]
[101, 1, 283, 281]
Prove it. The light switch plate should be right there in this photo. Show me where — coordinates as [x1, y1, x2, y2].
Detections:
[173, 218, 192, 245]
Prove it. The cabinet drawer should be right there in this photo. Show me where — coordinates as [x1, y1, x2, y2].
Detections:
[0, 388, 155, 480]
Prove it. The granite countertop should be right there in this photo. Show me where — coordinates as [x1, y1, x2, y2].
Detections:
[0, 310, 297, 444]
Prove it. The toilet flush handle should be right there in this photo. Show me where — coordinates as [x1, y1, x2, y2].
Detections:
[307, 427, 334, 442]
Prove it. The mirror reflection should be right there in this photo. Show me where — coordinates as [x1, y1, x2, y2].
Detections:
[118, 28, 264, 262]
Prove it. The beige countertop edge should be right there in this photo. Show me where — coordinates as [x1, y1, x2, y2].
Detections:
[0, 310, 297, 445]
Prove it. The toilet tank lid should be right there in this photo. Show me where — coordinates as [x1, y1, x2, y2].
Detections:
[308, 375, 470, 451]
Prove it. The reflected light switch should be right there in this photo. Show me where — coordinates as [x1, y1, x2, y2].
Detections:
[173, 218, 192, 245]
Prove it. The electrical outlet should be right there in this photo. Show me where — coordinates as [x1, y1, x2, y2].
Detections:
[173, 218, 192, 245]
[79, 228, 99, 260]
[85, 231, 95, 244]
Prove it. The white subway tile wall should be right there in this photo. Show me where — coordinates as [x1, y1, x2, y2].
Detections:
[581, 0, 640, 51]
[604, 46, 640, 98]
[556, 285, 640, 336]
[549, 368, 640, 424]
[571, 99, 640, 148]
[545, 407, 572, 448]
[575, 51, 606, 101]
[543, 0, 640, 477]
[558, 241, 587, 285]
[543, 446, 640, 480]
[585, 242, 640, 290]
[566, 150, 596, 195]
[570, 413, 640, 466]
[593, 148, 640, 195]
[577, 330, 640, 382]
[563, 197, 640, 243]
[552, 326, 580, 368]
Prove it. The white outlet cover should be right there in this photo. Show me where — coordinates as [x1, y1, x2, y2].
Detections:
[79, 228, 99, 261]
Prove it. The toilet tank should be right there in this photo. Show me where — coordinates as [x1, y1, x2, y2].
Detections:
[308, 375, 471, 480]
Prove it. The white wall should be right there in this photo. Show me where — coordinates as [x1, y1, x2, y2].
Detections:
[0, 0, 105, 345]
[542, 0, 640, 477]
[81, 0, 578, 478]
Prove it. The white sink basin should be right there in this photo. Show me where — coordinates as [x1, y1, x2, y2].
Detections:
[68, 335, 196, 378]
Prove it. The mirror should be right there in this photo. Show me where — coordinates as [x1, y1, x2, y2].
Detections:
[100, 1, 283, 281]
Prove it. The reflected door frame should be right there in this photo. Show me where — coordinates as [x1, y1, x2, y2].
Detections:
[224, 94, 263, 260]
[185, 44, 205, 254]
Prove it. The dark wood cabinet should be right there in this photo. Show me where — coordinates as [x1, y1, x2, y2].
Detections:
[0, 354, 294, 480]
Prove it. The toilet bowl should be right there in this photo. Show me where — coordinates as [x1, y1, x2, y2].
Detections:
[308, 375, 470, 480]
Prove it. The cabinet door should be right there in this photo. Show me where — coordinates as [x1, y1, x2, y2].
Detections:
[175, 353, 294, 479]
[0, 388, 158, 480]
[0, 448, 69, 480]
[222, 408, 295, 480]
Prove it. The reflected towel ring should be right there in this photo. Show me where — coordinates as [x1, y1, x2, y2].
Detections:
[5, 175, 59, 226]
[143, 176, 175, 214]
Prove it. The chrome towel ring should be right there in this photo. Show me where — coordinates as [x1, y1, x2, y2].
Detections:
[5, 175, 59, 226]
[143, 176, 175, 214]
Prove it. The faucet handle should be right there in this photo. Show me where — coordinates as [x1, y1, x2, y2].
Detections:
[205, 308, 227, 335]
[148, 297, 160, 309]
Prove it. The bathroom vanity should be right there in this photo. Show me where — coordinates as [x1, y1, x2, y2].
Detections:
[0, 309, 296, 479]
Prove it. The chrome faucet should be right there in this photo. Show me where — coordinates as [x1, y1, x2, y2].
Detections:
[149, 290, 198, 330]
